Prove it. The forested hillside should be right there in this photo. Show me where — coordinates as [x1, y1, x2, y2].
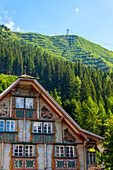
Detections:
[0, 24, 113, 167]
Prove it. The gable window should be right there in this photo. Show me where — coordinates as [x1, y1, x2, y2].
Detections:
[56, 146, 65, 157]
[44, 122, 52, 133]
[15, 97, 24, 108]
[66, 146, 74, 157]
[25, 145, 34, 156]
[15, 97, 34, 110]
[6, 121, 15, 132]
[33, 122, 42, 133]
[0, 120, 4, 131]
[13, 145, 23, 156]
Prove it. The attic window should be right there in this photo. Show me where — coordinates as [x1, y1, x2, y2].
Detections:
[15, 97, 34, 109]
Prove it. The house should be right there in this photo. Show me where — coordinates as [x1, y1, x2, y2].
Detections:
[0, 74, 104, 170]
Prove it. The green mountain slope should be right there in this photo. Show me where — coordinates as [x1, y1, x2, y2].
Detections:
[15, 32, 113, 71]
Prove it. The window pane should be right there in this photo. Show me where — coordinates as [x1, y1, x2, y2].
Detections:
[44, 123, 52, 133]
[45, 135, 52, 142]
[6, 121, 15, 132]
[25, 98, 34, 109]
[0, 121, 4, 131]
[56, 146, 64, 157]
[25, 145, 34, 156]
[56, 160, 65, 168]
[16, 110, 24, 118]
[15, 98, 24, 108]
[25, 110, 33, 118]
[66, 146, 74, 157]
[7, 133, 14, 141]
[35, 135, 41, 142]
[13, 145, 23, 156]
[67, 160, 76, 168]
[14, 160, 23, 168]
[25, 160, 34, 168]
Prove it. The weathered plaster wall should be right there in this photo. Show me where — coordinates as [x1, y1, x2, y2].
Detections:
[18, 120, 23, 141]
[3, 144, 11, 170]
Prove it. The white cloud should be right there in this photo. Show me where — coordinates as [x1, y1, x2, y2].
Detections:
[0, 17, 2, 20]
[5, 21, 15, 30]
[40, 24, 49, 29]
[17, 27, 21, 31]
[75, 8, 79, 12]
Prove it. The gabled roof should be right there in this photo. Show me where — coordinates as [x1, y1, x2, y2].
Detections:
[0, 75, 104, 143]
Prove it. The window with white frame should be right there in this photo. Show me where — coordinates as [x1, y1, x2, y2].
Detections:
[6, 120, 15, 132]
[33, 122, 42, 133]
[13, 145, 23, 156]
[44, 122, 52, 133]
[25, 145, 34, 156]
[0, 120, 4, 131]
[15, 97, 24, 108]
[66, 146, 75, 157]
[56, 146, 65, 157]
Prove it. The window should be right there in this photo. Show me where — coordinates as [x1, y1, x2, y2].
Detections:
[56, 160, 65, 169]
[0, 120, 4, 131]
[14, 159, 23, 168]
[25, 110, 33, 118]
[6, 121, 15, 131]
[44, 122, 52, 133]
[25, 145, 34, 156]
[33, 122, 42, 133]
[25, 98, 34, 109]
[13, 145, 23, 156]
[67, 160, 76, 169]
[55, 145, 76, 158]
[87, 152, 96, 165]
[66, 146, 74, 157]
[15, 97, 24, 108]
[25, 160, 34, 168]
[15, 97, 34, 109]
[56, 146, 65, 157]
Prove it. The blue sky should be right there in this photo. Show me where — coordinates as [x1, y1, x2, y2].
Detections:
[0, 0, 113, 51]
